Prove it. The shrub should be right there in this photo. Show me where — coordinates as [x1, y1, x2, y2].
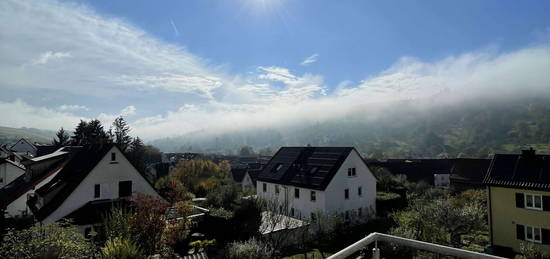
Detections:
[0, 221, 95, 258]
[101, 237, 145, 259]
[226, 238, 273, 259]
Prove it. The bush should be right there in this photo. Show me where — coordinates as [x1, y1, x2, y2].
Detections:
[226, 238, 273, 259]
[0, 221, 95, 258]
[101, 237, 145, 259]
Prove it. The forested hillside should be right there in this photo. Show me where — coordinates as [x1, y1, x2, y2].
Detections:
[151, 95, 550, 158]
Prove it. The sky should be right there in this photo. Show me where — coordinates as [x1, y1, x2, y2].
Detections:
[1, 0, 550, 139]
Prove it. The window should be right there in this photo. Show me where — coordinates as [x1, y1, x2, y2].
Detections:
[311, 213, 316, 222]
[94, 184, 100, 198]
[111, 152, 116, 161]
[526, 226, 542, 243]
[0, 178, 3, 183]
[275, 185, 280, 194]
[311, 191, 316, 201]
[263, 183, 267, 192]
[347, 168, 356, 177]
[118, 181, 132, 197]
[358, 207, 362, 216]
[290, 208, 295, 217]
[358, 186, 362, 197]
[525, 194, 543, 210]
[344, 189, 349, 199]
[294, 188, 300, 199]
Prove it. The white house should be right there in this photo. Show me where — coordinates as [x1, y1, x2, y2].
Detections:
[256, 147, 377, 222]
[27, 144, 163, 234]
[0, 147, 73, 218]
[231, 167, 258, 191]
[10, 138, 38, 157]
[0, 159, 25, 189]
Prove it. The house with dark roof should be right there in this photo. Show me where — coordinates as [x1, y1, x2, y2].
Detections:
[0, 147, 72, 218]
[25, 144, 163, 234]
[10, 138, 38, 157]
[483, 148, 550, 256]
[256, 147, 376, 222]
[449, 158, 491, 192]
[231, 163, 263, 191]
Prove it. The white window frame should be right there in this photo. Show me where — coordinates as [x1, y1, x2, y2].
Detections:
[525, 225, 542, 243]
[347, 168, 357, 177]
[525, 194, 543, 210]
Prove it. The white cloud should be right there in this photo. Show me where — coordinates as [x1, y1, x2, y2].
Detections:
[301, 53, 319, 65]
[0, 0, 221, 99]
[121, 105, 136, 116]
[58, 104, 89, 112]
[0, 99, 85, 130]
[131, 45, 550, 139]
[31, 51, 71, 65]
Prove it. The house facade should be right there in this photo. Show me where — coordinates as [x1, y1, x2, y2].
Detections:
[256, 147, 376, 222]
[483, 149, 550, 256]
[0, 159, 25, 189]
[27, 144, 163, 233]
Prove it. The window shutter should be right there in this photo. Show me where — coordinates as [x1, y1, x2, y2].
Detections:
[543, 196, 550, 212]
[516, 193, 525, 208]
[542, 228, 550, 245]
[517, 224, 525, 240]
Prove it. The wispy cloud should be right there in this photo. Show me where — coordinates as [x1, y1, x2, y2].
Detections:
[300, 53, 319, 65]
[170, 19, 179, 37]
[58, 104, 89, 112]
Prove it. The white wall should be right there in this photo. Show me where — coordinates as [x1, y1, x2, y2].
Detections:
[323, 149, 377, 219]
[0, 162, 25, 188]
[5, 169, 59, 218]
[42, 146, 162, 224]
[257, 181, 327, 220]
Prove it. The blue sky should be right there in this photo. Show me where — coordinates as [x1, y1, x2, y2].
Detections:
[1, 0, 550, 139]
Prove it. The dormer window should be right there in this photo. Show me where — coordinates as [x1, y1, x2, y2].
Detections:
[276, 164, 283, 171]
[347, 168, 356, 177]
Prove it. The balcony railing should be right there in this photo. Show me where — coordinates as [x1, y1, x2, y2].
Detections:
[327, 232, 506, 259]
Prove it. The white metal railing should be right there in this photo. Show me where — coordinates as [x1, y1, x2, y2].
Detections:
[327, 232, 506, 259]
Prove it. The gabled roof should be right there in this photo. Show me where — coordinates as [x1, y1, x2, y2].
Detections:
[36, 145, 60, 157]
[29, 144, 115, 220]
[257, 147, 355, 190]
[483, 150, 550, 191]
[10, 138, 37, 151]
[449, 158, 491, 182]
[0, 157, 69, 209]
[231, 167, 248, 182]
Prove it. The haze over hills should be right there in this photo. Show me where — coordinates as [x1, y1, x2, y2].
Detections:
[150, 94, 550, 158]
[0, 126, 55, 145]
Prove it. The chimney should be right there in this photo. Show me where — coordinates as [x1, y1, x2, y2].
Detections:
[521, 147, 536, 158]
